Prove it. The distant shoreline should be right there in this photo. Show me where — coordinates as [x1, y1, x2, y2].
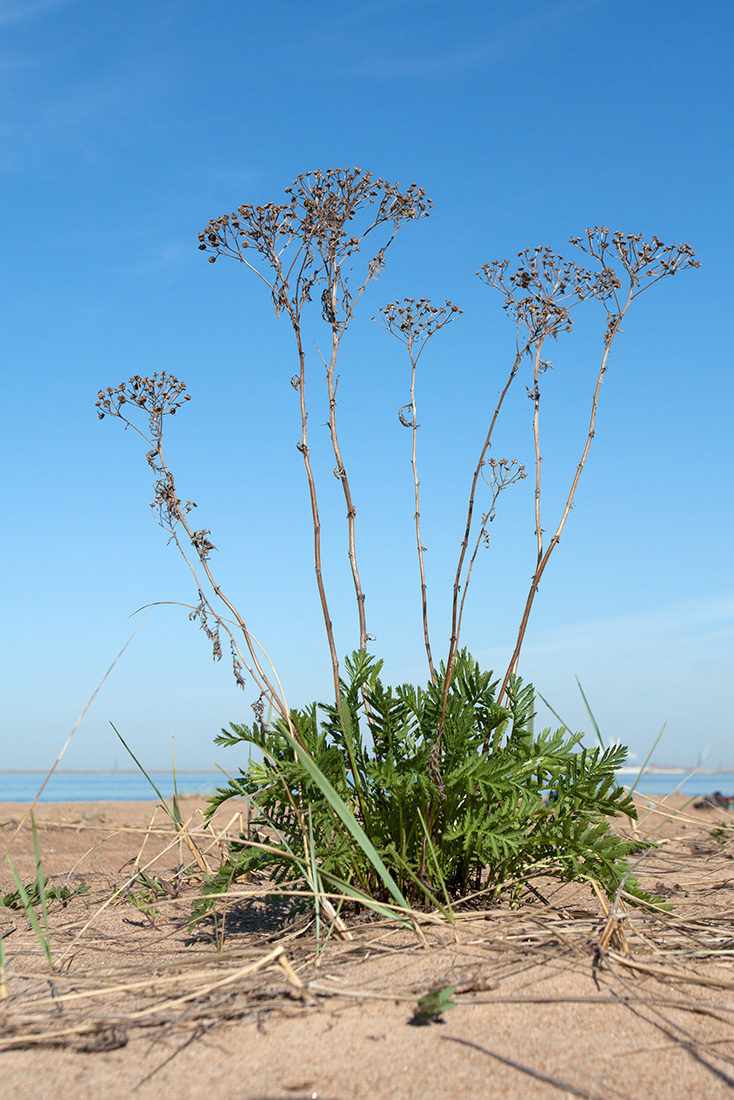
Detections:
[0, 770, 220, 775]
[2, 767, 732, 776]
[615, 767, 734, 776]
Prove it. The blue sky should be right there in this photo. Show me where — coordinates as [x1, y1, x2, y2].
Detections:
[1, 0, 732, 772]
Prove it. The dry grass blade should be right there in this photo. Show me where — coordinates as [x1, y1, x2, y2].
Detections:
[606, 951, 734, 991]
[442, 1035, 630, 1100]
[0, 945, 291, 1051]
[26, 951, 286, 1007]
[125, 945, 288, 1020]
[111, 725, 212, 875]
[607, 965, 734, 1086]
[54, 825, 210, 965]
[0, 616, 148, 862]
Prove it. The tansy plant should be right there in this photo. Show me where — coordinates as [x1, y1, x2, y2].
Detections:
[98, 169, 698, 918]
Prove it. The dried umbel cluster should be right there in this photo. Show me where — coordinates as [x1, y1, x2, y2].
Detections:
[96, 374, 197, 533]
[377, 297, 462, 348]
[97, 372, 288, 725]
[571, 227, 700, 284]
[96, 373, 191, 434]
[285, 168, 431, 262]
[479, 249, 614, 342]
[483, 457, 527, 507]
[198, 168, 432, 328]
[571, 228, 701, 346]
[99, 170, 442, 730]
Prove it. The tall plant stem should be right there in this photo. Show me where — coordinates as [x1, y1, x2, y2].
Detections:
[451, 461, 519, 689]
[440, 350, 524, 719]
[377, 296, 461, 689]
[408, 345, 435, 682]
[498, 307, 629, 704]
[531, 340, 544, 567]
[325, 280, 368, 652]
[292, 324, 341, 705]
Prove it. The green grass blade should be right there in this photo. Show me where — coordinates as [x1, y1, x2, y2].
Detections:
[170, 732, 182, 825]
[336, 694, 370, 828]
[307, 805, 321, 944]
[387, 847, 447, 916]
[283, 729, 410, 912]
[6, 856, 52, 971]
[628, 722, 667, 796]
[416, 809, 454, 921]
[536, 691, 571, 731]
[0, 917, 7, 999]
[30, 815, 50, 947]
[575, 676, 605, 749]
[110, 722, 172, 817]
[318, 868, 413, 926]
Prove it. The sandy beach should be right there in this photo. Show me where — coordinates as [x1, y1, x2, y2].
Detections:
[1, 794, 734, 1100]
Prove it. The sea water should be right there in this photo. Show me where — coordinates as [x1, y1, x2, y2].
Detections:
[1, 770, 732, 803]
[618, 771, 734, 800]
[0, 771, 222, 803]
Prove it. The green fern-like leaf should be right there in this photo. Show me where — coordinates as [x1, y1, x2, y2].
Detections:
[198, 650, 649, 918]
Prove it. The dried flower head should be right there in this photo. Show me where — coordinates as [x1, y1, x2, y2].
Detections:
[197, 168, 433, 330]
[478, 249, 605, 342]
[376, 297, 462, 349]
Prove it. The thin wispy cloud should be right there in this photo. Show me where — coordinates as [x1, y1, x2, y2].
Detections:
[331, 0, 438, 25]
[115, 240, 192, 278]
[530, 595, 734, 651]
[0, 0, 68, 25]
[0, 36, 175, 175]
[477, 594, 734, 763]
[482, 595, 734, 690]
[341, 0, 605, 79]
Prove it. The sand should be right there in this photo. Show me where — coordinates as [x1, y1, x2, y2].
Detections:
[1, 794, 734, 1100]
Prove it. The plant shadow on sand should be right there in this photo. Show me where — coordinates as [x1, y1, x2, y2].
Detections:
[3, 794, 734, 1100]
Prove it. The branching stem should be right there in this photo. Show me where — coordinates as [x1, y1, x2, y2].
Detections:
[376, 298, 461, 684]
[498, 301, 628, 702]
[440, 349, 525, 723]
[408, 341, 434, 682]
[291, 324, 341, 704]
[325, 294, 367, 652]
